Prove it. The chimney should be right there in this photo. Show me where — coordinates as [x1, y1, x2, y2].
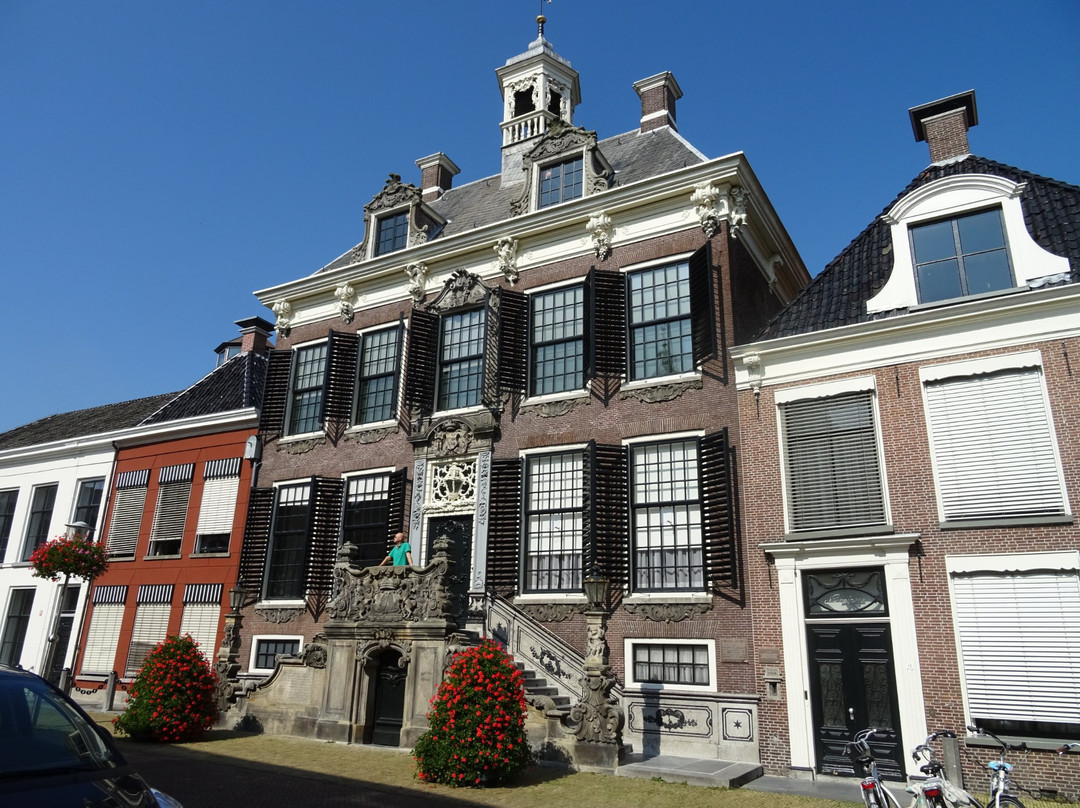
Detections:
[236, 316, 274, 355]
[909, 90, 978, 164]
[415, 153, 461, 202]
[633, 72, 683, 133]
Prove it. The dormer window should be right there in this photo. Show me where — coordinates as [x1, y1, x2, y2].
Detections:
[911, 208, 1013, 303]
[375, 211, 409, 256]
[538, 156, 583, 208]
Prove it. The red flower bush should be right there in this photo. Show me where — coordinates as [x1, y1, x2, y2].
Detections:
[113, 634, 218, 742]
[413, 640, 533, 786]
[29, 535, 109, 581]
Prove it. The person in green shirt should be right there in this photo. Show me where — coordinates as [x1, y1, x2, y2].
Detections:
[379, 532, 413, 567]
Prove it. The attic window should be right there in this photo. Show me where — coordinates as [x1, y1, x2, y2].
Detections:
[374, 211, 408, 256]
[911, 208, 1013, 303]
[538, 156, 583, 209]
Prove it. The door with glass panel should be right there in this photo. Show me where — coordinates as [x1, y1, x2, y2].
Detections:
[804, 567, 903, 780]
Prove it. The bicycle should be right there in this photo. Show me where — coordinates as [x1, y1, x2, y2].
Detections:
[967, 725, 1029, 808]
[848, 727, 941, 808]
[910, 730, 979, 808]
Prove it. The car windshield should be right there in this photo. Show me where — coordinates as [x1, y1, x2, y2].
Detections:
[0, 674, 114, 777]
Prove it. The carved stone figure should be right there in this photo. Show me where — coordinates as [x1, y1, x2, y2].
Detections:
[335, 282, 355, 323]
[494, 236, 519, 284]
[587, 211, 613, 260]
[272, 299, 293, 338]
[405, 262, 429, 304]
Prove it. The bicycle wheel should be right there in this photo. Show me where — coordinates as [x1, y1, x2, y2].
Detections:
[879, 783, 906, 808]
[994, 794, 1026, 808]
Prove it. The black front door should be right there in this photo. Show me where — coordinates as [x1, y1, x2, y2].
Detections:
[426, 516, 472, 624]
[807, 622, 903, 780]
[369, 651, 406, 746]
[46, 585, 80, 685]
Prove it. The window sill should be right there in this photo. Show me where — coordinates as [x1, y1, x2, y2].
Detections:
[514, 593, 588, 604]
[106, 555, 135, 562]
[346, 419, 397, 433]
[143, 554, 182, 561]
[278, 430, 325, 445]
[623, 683, 718, 695]
[433, 404, 488, 419]
[191, 552, 230, 558]
[522, 389, 590, 407]
[964, 735, 1076, 752]
[254, 600, 306, 609]
[940, 514, 1073, 530]
[623, 592, 712, 604]
[621, 370, 701, 391]
[910, 284, 1026, 312]
[783, 524, 894, 542]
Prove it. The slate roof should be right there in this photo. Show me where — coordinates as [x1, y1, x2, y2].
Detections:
[0, 393, 180, 452]
[141, 351, 267, 425]
[319, 126, 706, 273]
[756, 156, 1080, 340]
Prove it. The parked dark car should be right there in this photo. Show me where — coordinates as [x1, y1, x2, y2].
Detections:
[0, 663, 182, 807]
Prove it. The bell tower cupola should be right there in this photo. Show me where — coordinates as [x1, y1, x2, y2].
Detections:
[496, 13, 582, 184]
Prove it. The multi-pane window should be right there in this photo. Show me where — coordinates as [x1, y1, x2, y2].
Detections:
[22, 483, 58, 561]
[632, 643, 711, 687]
[105, 470, 149, 558]
[148, 464, 193, 557]
[72, 479, 105, 537]
[781, 391, 886, 532]
[374, 211, 409, 256]
[628, 262, 693, 380]
[195, 458, 242, 555]
[288, 343, 329, 435]
[265, 483, 311, 600]
[357, 326, 401, 423]
[438, 309, 486, 410]
[538, 157, 583, 208]
[0, 589, 35, 667]
[253, 638, 301, 672]
[911, 208, 1013, 303]
[524, 451, 584, 593]
[924, 367, 1065, 521]
[341, 474, 391, 567]
[530, 286, 584, 396]
[0, 489, 18, 560]
[631, 439, 704, 591]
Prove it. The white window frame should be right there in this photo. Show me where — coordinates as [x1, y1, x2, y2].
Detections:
[283, 337, 329, 439]
[775, 377, 890, 535]
[623, 638, 716, 693]
[919, 352, 1069, 524]
[947, 551, 1080, 736]
[352, 322, 404, 428]
[869, 175, 1071, 313]
[249, 634, 304, 675]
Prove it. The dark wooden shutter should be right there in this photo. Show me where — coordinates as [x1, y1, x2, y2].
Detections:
[481, 291, 501, 410]
[688, 242, 717, 367]
[585, 268, 626, 401]
[496, 288, 528, 397]
[305, 477, 345, 597]
[389, 316, 406, 414]
[487, 458, 522, 597]
[260, 350, 294, 436]
[700, 429, 737, 590]
[387, 467, 407, 539]
[238, 487, 275, 592]
[323, 330, 358, 427]
[587, 442, 629, 590]
[403, 309, 439, 417]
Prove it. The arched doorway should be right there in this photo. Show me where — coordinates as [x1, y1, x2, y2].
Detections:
[366, 649, 406, 746]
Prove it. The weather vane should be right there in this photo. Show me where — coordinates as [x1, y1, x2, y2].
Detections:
[537, 0, 550, 37]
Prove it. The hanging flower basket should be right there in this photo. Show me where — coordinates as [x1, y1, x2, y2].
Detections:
[29, 535, 110, 581]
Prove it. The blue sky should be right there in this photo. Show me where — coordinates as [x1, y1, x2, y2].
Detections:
[2, 1, 1078, 434]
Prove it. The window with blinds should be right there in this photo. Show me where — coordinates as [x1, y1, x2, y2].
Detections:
[924, 368, 1066, 521]
[952, 566, 1080, 737]
[195, 458, 241, 554]
[125, 583, 174, 676]
[81, 585, 128, 675]
[106, 470, 149, 558]
[781, 391, 886, 532]
[180, 583, 223, 658]
[148, 465, 193, 556]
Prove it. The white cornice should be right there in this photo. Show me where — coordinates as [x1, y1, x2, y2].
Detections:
[0, 409, 258, 466]
[254, 152, 808, 315]
[731, 283, 1080, 389]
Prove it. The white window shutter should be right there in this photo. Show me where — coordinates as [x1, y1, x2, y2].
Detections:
[195, 476, 240, 535]
[82, 603, 124, 675]
[926, 369, 1065, 520]
[106, 486, 147, 557]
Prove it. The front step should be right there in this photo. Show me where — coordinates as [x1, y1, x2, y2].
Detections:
[515, 661, 572, 714]
[617, 753, 764, 788]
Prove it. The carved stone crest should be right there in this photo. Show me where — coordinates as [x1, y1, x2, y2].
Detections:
[405, 262, 429, 304]
[429, 420, 476, 458]
[622, 600, 713, 622]
[326, 543, 453, 625]
[434, 268, 488, 312]
[364, 173, 422, 214]
[587, 211, 613, 261]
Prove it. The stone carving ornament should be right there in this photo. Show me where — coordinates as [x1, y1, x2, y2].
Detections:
[494, 236, 519, 284]
[511, 122, 613, 217]
[530, 645, 574, 683]
[619, 378, 702, 404]
[255, 604, 306, 624]
[519, 602, 578, 622]
[435, 268, 489, 312]
[335, 282, 356, 324]
[405, 262, 429, 304]
[622, 600, 713, 623]
[690, 181, 750, 239]
[365, 173, 422, 213]
[299, 634, 328, 669]
[429, 420, 476, 458]
[272, 299, 293, 338]
[357, 631, 413, 668]
[344, 425, 396, 445]
[587, 211, 613, 261]
[521, 397, 589, 418]
[567, 667, 623, 744]
[427, 459, 476, 512]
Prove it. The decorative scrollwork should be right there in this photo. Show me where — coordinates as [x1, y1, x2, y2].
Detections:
[427, 459, 476, 510]
[642, 707, 698, 731]
[530, 646, 574, 682]
[335, 282, 355, 323]
[429, 421, 476, 459]
[519, 602, 578, 622]
[254, 605, 305, 624]
[567, 668, 623, 744]
[272, 299, 293, 338]
[405, 262, 429, 304]
[326, 545, 453, 625]
[622, 600, 713, 622]
[494, 236, 519, 285]
[618, 378, 702, 404]
[299, 634, 328, 669]
[587, 212, 613, 261]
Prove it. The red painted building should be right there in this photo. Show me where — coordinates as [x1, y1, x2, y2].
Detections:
[73, 319, 270, 694]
